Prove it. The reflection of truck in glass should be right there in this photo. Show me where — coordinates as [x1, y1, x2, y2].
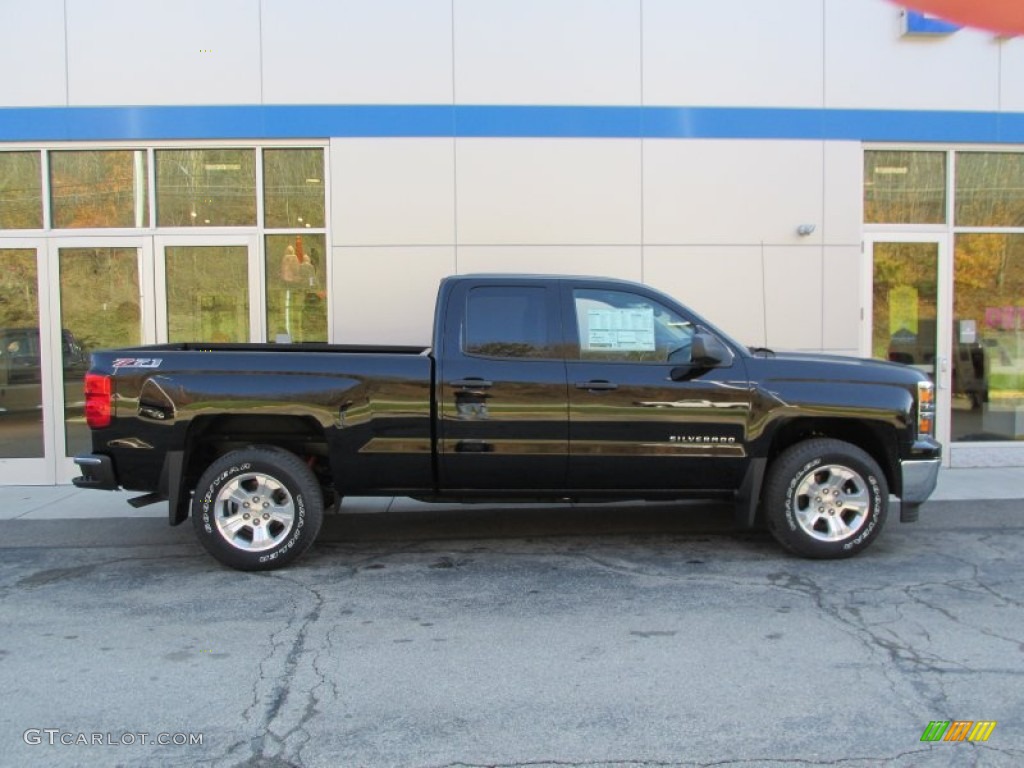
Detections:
[0, 329, 89, 415]
[885, 319, 988, 409]
[74, 275, 941, 571]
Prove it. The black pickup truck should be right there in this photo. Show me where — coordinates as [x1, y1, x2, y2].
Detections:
[74, 274, 941, 570]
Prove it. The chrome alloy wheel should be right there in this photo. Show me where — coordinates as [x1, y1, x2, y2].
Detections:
[213, 472, 296, 552]
[793, 464, 871, 543]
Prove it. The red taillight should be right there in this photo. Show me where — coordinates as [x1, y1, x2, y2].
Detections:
[85, 373, 112, 428]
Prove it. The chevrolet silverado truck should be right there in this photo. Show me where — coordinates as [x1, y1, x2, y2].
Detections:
[73, 275, 941, 570]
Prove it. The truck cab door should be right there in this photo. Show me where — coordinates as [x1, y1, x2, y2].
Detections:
[564, 283, 752, 492]
[437, 281, 569, 492]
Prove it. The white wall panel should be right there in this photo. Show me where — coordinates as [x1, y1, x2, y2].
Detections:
[456, 246, 641, 282]
[643, 139, 824, 245]
[331, 139, 455, 246]
[822, 246, 861, 353]
[1000, 38, 1024, 112]
[453, 0, 641, 105]
[0, 0, 67, 106]
[456, 139, 641, 245]
[823, 142, 863, 246]
[825, 0, 999, 111]
[263, 0, 453, 105]
[643, 246, 767, 347]
[65, 0, 261, 105]
[644, 0, 824, 108]
[763, 245, 823, 350]
[332, 246, 455, 345]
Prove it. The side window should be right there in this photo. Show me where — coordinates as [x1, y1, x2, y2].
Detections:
[464, 286, 553, 359]
[574, 288, 695, 363]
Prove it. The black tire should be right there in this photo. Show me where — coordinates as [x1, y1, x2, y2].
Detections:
[191, 446, 323, 571]
[763, 438, 888, 559]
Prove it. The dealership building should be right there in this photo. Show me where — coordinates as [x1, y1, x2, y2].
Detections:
[1, 0, 1023, 484]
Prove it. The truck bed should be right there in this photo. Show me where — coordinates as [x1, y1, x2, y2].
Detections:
[85, 345, 436, 499]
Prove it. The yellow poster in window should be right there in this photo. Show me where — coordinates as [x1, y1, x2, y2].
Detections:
[889, 285, 919, 336]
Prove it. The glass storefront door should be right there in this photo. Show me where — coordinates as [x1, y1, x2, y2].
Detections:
[0, 240, 55, 484]
[0, 238, 154, 484]
[155, 236, 262, 343]
[866, 235, 953, 461]
[51, 239, 155, 482]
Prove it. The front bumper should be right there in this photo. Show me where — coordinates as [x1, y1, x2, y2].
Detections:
[900, 457, 941, 504]
[72, 454, 119, 491]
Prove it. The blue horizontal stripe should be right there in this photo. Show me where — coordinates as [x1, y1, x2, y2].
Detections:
[1, 104, 1023, 143]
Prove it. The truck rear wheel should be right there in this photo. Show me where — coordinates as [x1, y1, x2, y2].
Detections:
[763, 439, 888, 559]
[191, 447, 323, 571]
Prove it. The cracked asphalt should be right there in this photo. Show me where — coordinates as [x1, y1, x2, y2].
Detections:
[1, 499, 1022, 768]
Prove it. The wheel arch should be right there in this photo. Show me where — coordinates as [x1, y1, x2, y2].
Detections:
[764, 418, 900, 495]
[168, 414, 331, 525]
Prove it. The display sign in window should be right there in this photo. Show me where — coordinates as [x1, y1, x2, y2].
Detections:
[585, 307, 655, 352]
[574, 288, 695, 363]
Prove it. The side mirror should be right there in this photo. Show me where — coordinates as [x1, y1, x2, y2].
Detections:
[691, 333, 730, 367]
[670, 334, 731, 381]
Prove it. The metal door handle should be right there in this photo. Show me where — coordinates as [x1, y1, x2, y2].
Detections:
[575, 380, 618, 391]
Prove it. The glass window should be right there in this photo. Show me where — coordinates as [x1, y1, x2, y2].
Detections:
[870, 243, 938, 377]
[952, 234, 1024, 442]
[50, 150, 149, 228]
[263, 149, 325, 229]
[165, 246, 251, 343]
[0, 152, 42, 229]
[573, 288, 695, 363]
[864, 150, 946, 224]
[464, 286, 553, 358]
[265, 234, 327, 342]
[156, 148, 256, 227]
[955, 152, 1024, 227]
[0, 249, 44, 457]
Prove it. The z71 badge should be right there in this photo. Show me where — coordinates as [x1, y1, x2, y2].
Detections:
[112, 358, 163, 369]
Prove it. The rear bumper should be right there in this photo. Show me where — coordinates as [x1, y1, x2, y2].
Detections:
[900, 457, 941, 504]
[72, 454, 119, 491]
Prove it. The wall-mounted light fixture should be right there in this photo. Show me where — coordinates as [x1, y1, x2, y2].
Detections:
[796, 224, 816, 237]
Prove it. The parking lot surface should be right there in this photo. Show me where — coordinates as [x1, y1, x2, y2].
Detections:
[2, 499, 1022, 767]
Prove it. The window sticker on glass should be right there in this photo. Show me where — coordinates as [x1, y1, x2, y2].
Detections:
[586, 307, 656, 351]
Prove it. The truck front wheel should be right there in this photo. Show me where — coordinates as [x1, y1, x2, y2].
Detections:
[763, 439, 888, 559]
[191, 447, 323, 571]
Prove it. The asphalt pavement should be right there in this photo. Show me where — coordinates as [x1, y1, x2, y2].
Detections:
[1, 468, 1022, 767]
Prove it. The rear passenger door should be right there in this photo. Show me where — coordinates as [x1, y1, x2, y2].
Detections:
[437, 281, 569, 492]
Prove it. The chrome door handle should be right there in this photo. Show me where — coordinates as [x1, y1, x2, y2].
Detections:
[575, 380, 618, 391]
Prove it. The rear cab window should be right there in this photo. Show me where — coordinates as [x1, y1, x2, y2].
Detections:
[463, 285, 559, 359]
